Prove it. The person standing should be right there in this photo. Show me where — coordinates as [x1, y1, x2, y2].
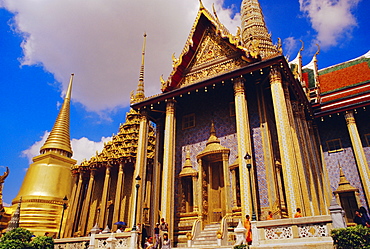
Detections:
[159, 218, 168, 238]
[153, 223, 160, 249]
[243, 215, 252, 245]
[161, 233, 171, 249]
[266, 211, 273, 220]
[359, 206, 370, 227]
[294, 208, 302, 218]
[354, 209, 366, 226]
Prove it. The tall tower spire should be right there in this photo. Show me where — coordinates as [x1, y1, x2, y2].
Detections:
[40, 74, 74, 157]
[131, 33, 147, 103]
[240, 0, 278, 59]
[12, 74, 76, 236]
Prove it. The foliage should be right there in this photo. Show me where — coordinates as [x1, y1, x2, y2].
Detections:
[0, 228, 54, 249]
[331, 225, 370, 249]
[31, 236, 54, 249]
[233, 244, 248, 249]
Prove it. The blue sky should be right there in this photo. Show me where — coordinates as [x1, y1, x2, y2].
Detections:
[0, 0, 369, 205]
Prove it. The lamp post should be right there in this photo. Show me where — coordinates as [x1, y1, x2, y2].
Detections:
[244, 153, 256, 221]
[58, 196, 68, 239]
[132, 175, 141, 231]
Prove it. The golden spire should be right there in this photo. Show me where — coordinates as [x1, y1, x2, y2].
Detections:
[134, 33, 147, 102]
[40, 74, 74, 157]
[240, 0, 278, 59]
[335, 167, 358, 193]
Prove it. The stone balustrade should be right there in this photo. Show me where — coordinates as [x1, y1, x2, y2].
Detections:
[54, 232, 133, 249]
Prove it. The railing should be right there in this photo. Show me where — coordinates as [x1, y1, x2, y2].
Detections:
[54, 232, 133, 249]
[220, 213, 241, 246]
[191, 218, 202, 241]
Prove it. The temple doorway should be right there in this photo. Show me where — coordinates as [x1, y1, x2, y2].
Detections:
[205, 161, 225, 224]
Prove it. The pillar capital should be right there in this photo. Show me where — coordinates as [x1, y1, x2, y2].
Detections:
[233, 77, 246, 95]
[269, 66, 282, 84]
[344, 111, 355, 124]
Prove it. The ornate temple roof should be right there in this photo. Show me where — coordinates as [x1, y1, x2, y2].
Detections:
[312, 51, 370, 117]
[40, 74, 74, 157]
[160, 1, 259, 93]
[74, 109, 155, 171]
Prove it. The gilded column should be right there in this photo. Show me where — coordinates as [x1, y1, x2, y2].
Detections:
[130, 110, 149, 227]
[79, 169, 95, 235]
[233, 77, 253, 218]
[65, 172, 83, 237]
[99, 165, 111, 228]
[197, 159, 204, 220]
[222, 153, 232, 214]
[161, 99, 176, 237]
[269, 67, 299, 217]
[230, 167, 238, 208]
[113, 162, 125, 225]
[345, 111, 370, 204]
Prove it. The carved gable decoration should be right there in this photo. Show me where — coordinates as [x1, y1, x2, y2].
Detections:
[179, 27, 248, 88]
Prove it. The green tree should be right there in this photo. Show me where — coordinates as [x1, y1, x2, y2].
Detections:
[31, 236, 54, 249]
[0, 228, 54, 249]
[0, 227, 33, 249]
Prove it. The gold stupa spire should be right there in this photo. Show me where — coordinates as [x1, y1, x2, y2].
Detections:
[131, 33, 147, 103]
[40, 74, 74, 157]
[240, 0, 278, 59]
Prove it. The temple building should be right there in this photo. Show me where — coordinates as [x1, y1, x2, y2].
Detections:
[10, 0, 369, 246]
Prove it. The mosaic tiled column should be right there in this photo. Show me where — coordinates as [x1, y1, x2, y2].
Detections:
[151, 121, 163, 228]
[65, 172, 83, 237]
[301, 116, 324, 215]
[269, 67, 299, 217]
[345, 111, 370, 205]
[113, 163, 125, 225]
[291, 102, 313, 216]
[256, 84, 279, 214]
[130, 111, 149, 228]
[233, 77, 253, 218]
[161, 99, 176, 238]
[310, 121, 332, 211]
[79, 169, 96, 235]
[99, 165, 111, 228]
[230, 166, 238, 208]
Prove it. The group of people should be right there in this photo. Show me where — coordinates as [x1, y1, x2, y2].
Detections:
[140, 218, 171, 249]
[354, 206, 370, 227]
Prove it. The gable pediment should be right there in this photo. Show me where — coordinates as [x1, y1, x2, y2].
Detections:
[178, 27, 249, 88]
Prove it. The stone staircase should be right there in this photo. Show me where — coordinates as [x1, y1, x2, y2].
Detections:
[192, 223, 221, 247]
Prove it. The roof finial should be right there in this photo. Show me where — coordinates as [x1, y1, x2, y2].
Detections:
[131, 33, 147, 103]
[240, 0, 279, 59]
[40, 74, 74, 157]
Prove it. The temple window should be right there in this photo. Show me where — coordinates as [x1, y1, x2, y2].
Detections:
[229, 102, 236, 116]
[182, 113, 195, 130]
[327, 138, 343, 153]
[365, 134, 370, 147]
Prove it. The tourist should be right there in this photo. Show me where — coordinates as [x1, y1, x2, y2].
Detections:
[162, 233, 171, 249]
[144, 237, 153, 249]
[116, 226, 123, 233]
[359, 206, 370, 227]
[354, 209, 366, 226]
[266, 211, 273, 220]
[159, 218, 168, 238]
[153, 223, 160, 249]
[243, 215, 252, 245]
[294, 208, 302, 218]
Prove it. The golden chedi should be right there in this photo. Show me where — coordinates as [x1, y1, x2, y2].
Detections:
[11, 74, 76, 237]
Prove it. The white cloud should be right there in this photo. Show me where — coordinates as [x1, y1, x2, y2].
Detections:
[22, 131, 111, 164]
[299, 0, 360, 48]
[2, 0, 240, 113]
[283, 37, 299, 60]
